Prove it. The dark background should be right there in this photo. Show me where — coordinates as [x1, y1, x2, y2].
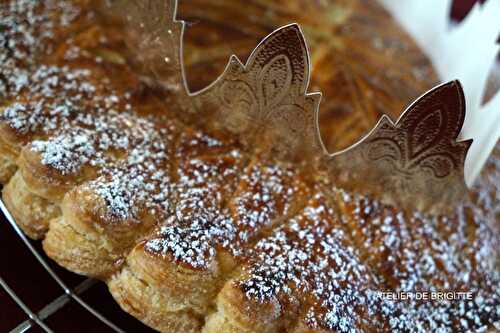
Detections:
[450, 0, 488, 22]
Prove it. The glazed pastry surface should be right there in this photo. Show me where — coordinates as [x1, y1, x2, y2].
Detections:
[1, 1, 498, 332]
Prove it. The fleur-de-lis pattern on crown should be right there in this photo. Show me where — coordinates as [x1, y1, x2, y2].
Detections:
[190, 24, 321, 160]
[113, 0, 472, 213]
[110, 1, 321, 160]
[323, 81, 472, 214]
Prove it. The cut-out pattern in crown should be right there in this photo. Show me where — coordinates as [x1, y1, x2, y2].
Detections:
[110, 1, 321, 160]
[190, 24, 321, 160]
[112, 0, 472, 213]
[323, 81, 472, 214]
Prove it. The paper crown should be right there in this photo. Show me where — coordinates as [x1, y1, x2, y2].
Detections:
[108, 0, 471, 214]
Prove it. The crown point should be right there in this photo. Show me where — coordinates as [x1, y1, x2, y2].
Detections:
[327, 81, 472, 214]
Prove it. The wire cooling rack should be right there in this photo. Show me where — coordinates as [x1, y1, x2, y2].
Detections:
[0, 197, 156, 332]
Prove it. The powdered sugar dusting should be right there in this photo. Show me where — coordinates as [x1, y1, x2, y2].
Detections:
[91, 160, 173, 222]
[1, 2, 498, 332]
[0, 1, 82, 100]
[31, 129, 102, 173]
[145, 144, 244, 269]
[1, 0, 179, 224]
[231, 161, 305, 246]
[144, 153, 307, 269]
[239, 191, 386, 332]
[236, 188, 499, 332]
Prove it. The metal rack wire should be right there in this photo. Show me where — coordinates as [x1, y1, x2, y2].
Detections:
[0, 199, 126, 333]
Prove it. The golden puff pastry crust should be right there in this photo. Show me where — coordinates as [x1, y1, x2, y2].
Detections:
[0, 1, 498, 333]
[3, 171, 60, 239]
